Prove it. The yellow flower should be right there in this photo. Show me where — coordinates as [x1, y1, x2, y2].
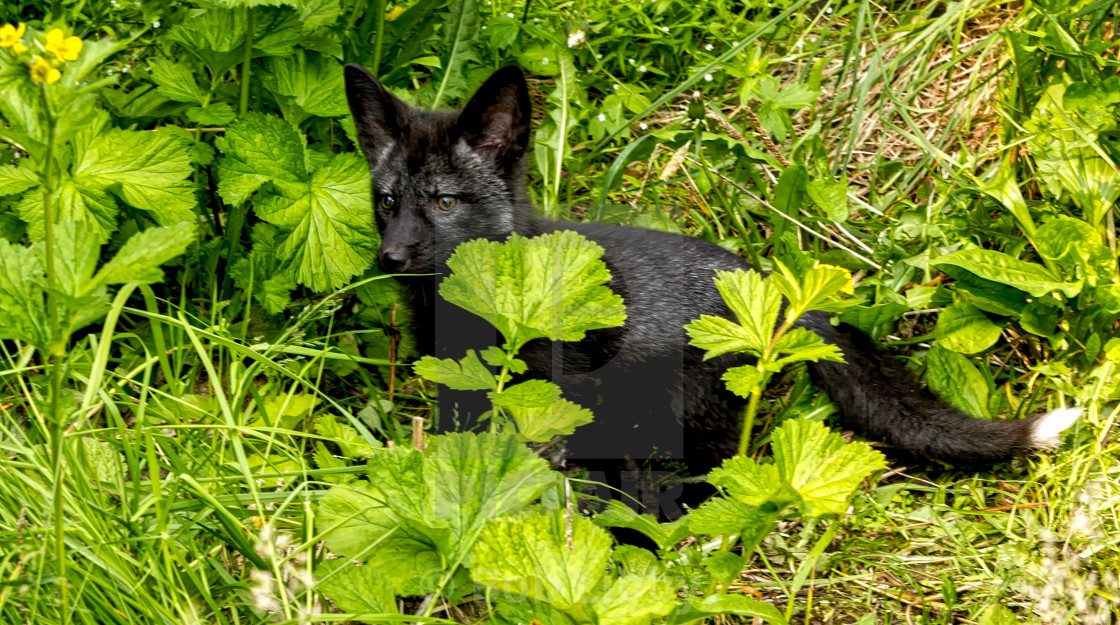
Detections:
[13, 42, 27, 54]
[815, 263, 855, 295]
[0, 22, 27, 48]
[45, 28, 82, 62]
[30, 56, 60, 84]
[385, 6, 406, 20]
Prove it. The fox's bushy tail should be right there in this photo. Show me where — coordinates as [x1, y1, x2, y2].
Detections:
[801, 314, 1080, 463]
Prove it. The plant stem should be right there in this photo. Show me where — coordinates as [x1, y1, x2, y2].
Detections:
[371, 0, 386, 72]
[40, 82, 69, 621]
[239, 6, 255, 117]
[738, 386, 761, 456]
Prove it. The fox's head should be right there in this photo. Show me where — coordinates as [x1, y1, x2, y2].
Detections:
[344, 64, 534, 274]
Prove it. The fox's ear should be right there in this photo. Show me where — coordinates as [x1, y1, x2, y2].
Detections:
[456, 65, 532, 160]
[345, 64, 406, 163]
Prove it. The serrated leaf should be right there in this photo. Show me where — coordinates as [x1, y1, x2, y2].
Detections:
[500, 393, 595, 442]
[708, 456, 782, 508]
[215, 112, 306, 206]
[73, 128, 198, 225]
[592, 500, 689, 551]
[685, 314, 765, 359]
[314, 416, 381, 459]
[704, 551, 746, 589]
[595, 572, 677, 625]
[720, 365, 765, 398]
[316, 481, 397, 558]
[771, 262, 856, 320]
[149, 58, 206, 104]
[769, 327, 845, 367]
[471, 510, 612, 610]
[0, 241, 48, 347]
[0, 162, 39, 196]
[480, 345, 528, 374]
[229, 223, 296, 313]
[367, 433, 556, 560]
[92, 222, 196, 289]
[687, 497, 769, 536]
[315, 559, 398, 616]
[935, 302, 1002, 354]
[186, 103, 236, 126]
[17, 177, 118, 242]
[770, 419, 886, 517]
[414, 350, 496, 390]
[692, 269, 781, 357]
[254, 152, 378, 291]
[440, 231, 626, 348]
[262, 51, 347, 118]
[933, 249, 1080, 298]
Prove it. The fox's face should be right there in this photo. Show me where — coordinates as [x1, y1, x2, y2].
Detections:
[344, 65, 533, 274]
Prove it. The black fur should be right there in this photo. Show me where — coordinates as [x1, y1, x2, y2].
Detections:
[345, 64, 1059, 518]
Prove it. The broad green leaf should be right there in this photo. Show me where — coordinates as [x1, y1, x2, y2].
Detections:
[1035, 216, 1116, 283]
[166, 7, 301, 76]
[925, 345, 990, 418]
[17, 177, 118, 242]
[480, 345, 528, 374]
[595, 572, 677, 625]
[41, 222, 109, 335]
[768, 327, 845, 368]
[807, 176, 849, 221]
[0, 240, 48, 347]
[149, 58, 207, 105]
[415, 350, 496, 390]
[0, 162, 39, 196]
[255, 152, 378, 291]
[92, 222, 196, 289]
[489, 380, 595, 442]
[685, 314, 765, 359]
[1020, 298, 1063, 338]
[315, 559, 398, 616]
[592, 500, 689, 551]
[939, 265, 1029, 317]
[186, 103, 236, 126]
[72, 128, 197, 226]
[711, 269, 781, 352]
[771, 262, 856, 319]
[262, 51, 347, 120]
[769, 419, 887, 517]
[932, 249, 1080, 298]
[367, 433, 556, 560]
[316, 481, 397, 559]
[215, 112, 306, 206]
[313, 416, 380, 460]
[471, 510, 612, 611]
[935, 302, 1002, 354]
[720, 365, 765, 399]
[693, 594, 788, 625]
[440, 231, 626, 348]
[773, 164, 808, 216]
[687, 496, 769, 536]
[229, 223, 296, 313]
[708, 455, 781, 508]
[838, 302, 908, 339]
[363, 535, 450, 596]
[704, 551, 746, 589]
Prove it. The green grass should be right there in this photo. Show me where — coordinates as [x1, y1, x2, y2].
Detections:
[1, 0, 1118, 622]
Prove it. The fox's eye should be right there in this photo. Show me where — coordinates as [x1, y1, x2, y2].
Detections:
[437, 196, 458, 211]
[379, 195, 396, 210]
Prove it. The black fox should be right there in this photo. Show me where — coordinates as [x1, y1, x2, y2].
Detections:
[344, 64, 1079, 516]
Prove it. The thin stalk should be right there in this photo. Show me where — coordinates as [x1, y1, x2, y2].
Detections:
[40, 82, 68, 620]
[239, 6, 255, 117]
[738, 387, 762, 456]
[370, 0, 386, 72]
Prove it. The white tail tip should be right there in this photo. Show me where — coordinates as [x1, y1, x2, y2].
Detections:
[1030, 407, 1083, 448]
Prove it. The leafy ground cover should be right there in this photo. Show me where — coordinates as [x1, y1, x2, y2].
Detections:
[0, 0, 1117, 622]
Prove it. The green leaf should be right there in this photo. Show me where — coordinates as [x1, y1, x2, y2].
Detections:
[254, 152, 378, 291]
[595, 571, 677, 625]
[0, 162, 39, 196]
[710, 269, 782, 353]
[229, 223, 296, 314]
[687, 496, 769, 535]
[925, 345, 991, 418]
[367, 433, 557, 560]
[316, 481, 397, 559]
[769, 327, 845, 368]
[704, 551, 746, 589]
[807, 176, 849, 221]
[149, 58, 207, 105]
[709, 455, 782, 508]
[769, 419, 887, 517]
[315, 559, 398, 616]
[414, 350, 497, 391]
[0, 241, 48, 347]
[1035, 216, 1116, 283]
[215, 112, 306, 206]
[773, 165, 808, 217]
[592, 500, 689, 551]
[17, 178, 117, 242]
[686, 314, 766, 360]
[720, 365, 765, 399]
[935, 302, 1002, 354]
[186, 103, 236, 126]
[314, 416, 380, 459]
[771, 262, 857, 320]
[693, 594, 788, 625]
[490, 380, 595, 442]
[480, 345, 528, 374]
[262, 50, 347, 119]
[933, 249, 1080, 298]
[92, 222, 196, 290]
[440, 231, 626, 348]
[471, 510, 612, 611]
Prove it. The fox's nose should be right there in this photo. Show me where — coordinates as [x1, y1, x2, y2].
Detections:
[379, 245, 411, 273]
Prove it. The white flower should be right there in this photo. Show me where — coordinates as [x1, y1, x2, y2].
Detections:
[481, 25, 486, 29]
[152, 19, 160, 28]
[613, 83, 620, 90]
[596, 53, 603, 59]
[121, 65, 130, 73]
[795, 40, 804, 49]
[703, 73, 713, 81]
[638, 65, 646, 72]
[639, 122, 648, 130]
[541, 57, 549, 65]
[597, 113, 607, 122]
[704, 43, 713, 51]
[628, 58, 636, 64]
[567, 29, 586, 47]
[825, 6, 833, 13]
[506, 12, 514, 17]
[661, 26, 669, 32]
